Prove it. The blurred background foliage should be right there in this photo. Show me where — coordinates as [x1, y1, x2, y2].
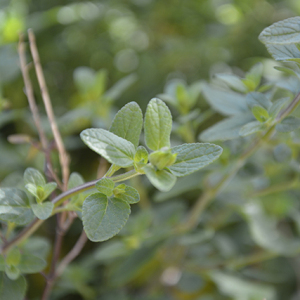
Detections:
[1, 0, 300, 299]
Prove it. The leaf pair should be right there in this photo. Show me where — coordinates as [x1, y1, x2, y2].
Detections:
[81, 99, 223, 192]
[82, 178, 139, 242]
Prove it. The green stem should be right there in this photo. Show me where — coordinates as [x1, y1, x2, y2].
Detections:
[1, 169, 139, 254]
[53, 169, 139, 207]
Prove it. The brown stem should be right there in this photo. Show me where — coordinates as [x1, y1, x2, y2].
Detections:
[18, 34, 63, 189]
[28, 29, 70, 190]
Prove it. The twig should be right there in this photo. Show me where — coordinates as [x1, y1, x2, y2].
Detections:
[18, 34, 63, 189]
[28, 29, 70, 190]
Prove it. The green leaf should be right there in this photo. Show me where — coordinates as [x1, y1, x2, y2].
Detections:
[202, 84, 248, 116]
[214, 73, 247, 93]
[144, 98, 172, 151]
[134, 146, 149, 173]
[5, 265, 20, 280]
[80, 128, 135, 167]
[200, 113, 254, 142]
[269, 97, 289, 118]
[265, 43, 300, 61]
[67, 172, 85, 204]
[246, 92, 271, 110]
[259, 16, 300, 45]
[244, 202, 300, 255]
[95, 178, 114, 197]
[239, 121, 265, 137]
[82, 193, 130, 242]
[244, 63, 263, 90]
[41, 182, 57, 200]
[0, 188, 34, 225]
[252, 105, 269, 122]
[143, 165, 176, 192]
[24, 168, 56, 202]
[68, 172, 85, 190]
[22, 237, 51, 260]
[211, 271, 276, 299]
[31, 202, 54, 220]
[134, 146, 148, 164]
[276, 116, 300, 132]
[23, 168, 45, 186]
[168, 143, 223, 177]
[25, 182, 57, 202]
[113, 184, 140, 204]
[94, 241, 129, 262]
[0, 273, 26, 300]
[6, 248, 21, 266]
[18, 254, 47, 274]
[110, 102, 143, 148]
[149, 148, 177, 170]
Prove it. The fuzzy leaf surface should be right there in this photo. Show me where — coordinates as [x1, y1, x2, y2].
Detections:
[96, 178, 115, 197]
[0, 188, 34, 225]
[80, 128, 135, 167]
[143, 165, 176, 192]
[239, 121, 265, 137]
[169, 143, 223, 177]
[0, 273, 26, 300]
[82, 193, 130, 242]
[259, 17, 300, 44]
[200, 113, 254, 142]
[113, 184, 140, 204]
[110, 101, 143, 148]
[24, 168, 45, 186]
[202, 85, 248, 116]
[276, 116, 300, 132]
[144, 98, 172, 151]
[31, 202, 54, 220]
[18, 254, 47, 274]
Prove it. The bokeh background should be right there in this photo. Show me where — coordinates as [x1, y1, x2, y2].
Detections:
[1, 0, 300, 299]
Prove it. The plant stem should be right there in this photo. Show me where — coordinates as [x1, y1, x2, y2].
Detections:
[28, 29, 70, 190]
[18, 34, 63, 190]
[0, 169, 139, 254]
[1, 219, 43, 254]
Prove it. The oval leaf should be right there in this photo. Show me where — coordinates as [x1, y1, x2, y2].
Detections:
[202, 84, 248, 116]
[259, 17, 300, 45]
[200, 113, 255, 142]
[143, 165, 176, 192]
[80, 128, 135, 167]
[0, 188, 34, 225]
[96, 178, 115, 197]
[113, 184, 140, 204]
[169, 143, 223, 177]
[0, 273, 26, 300]
[82, 193, 130, 242]
[276, 116, 300, 132]
[144, 98, 172, 151]
[24, 168, 45, 186]
[110, 102, 143, 148]
[31, 202, 54, 220]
